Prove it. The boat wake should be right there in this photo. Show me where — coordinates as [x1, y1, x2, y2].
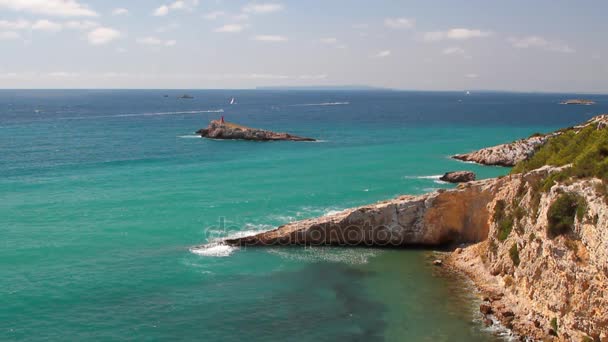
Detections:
[289, 102, 350, 107]
[59, 109, 224, 120]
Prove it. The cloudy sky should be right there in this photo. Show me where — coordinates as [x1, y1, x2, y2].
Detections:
[0, 0, 606, 92]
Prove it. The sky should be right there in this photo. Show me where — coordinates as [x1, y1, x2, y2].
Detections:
[0, 0, 607, 92]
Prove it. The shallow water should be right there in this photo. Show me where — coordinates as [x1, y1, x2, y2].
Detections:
[2, 90, 606, 341]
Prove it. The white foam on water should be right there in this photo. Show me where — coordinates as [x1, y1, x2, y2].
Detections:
[404, 175, 445, 181]
[289, 102, 350, 107]
[190, 243, 236, 257]
[178, 135, 201, 139]
[324, 209, 345, 216]
[434, 179, 449, 184]
[268, 247, 380, 265]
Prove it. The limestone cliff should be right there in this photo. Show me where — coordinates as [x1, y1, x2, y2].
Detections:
[448, 168, 608, 341]
[225, 177, 498, 247]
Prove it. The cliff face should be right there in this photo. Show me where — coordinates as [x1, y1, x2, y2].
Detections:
[449, 168, 608, 341]
[197, 120, 316, 141]
[225, 177, 499, 247]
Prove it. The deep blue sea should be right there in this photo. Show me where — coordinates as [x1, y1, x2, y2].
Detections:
[2, 90, 606, 341]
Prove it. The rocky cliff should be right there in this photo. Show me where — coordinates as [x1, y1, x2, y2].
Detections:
[452, 135, 549, 166]
[225, 177, 498, 247]
[196, 120, 316, 141]
[452, 115, 608, 167]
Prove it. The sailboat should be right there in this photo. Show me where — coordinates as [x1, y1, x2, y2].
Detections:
[230, 97, 236, 105]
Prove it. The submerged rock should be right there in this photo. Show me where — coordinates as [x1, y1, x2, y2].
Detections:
[196, 120, 316, 142]
[440, 171, 476, 183]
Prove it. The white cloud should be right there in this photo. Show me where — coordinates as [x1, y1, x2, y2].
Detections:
[466, 73, 479, 79]
[0, 19, 30, 30]
[442, 47, 465, 55]
[153, 0, 197, 16]
[137, 36, 176, 46]
[87, 27, 121, 45]
[112, 8, 128, 16]
[232, 13, 249, 21]
[153, 5, 169, 16]
[424, 28, 492, 42]
[246, 73, 289, 79]
[0, 0, 98, 17]
[203, 11, 225, 20]
[298, 74, 327, 80]
[384, 17, 414, 29]
[214, 24, 244, 33]
[65, 20, 98, 30]
[32, 19, 62, 32]
[508, 36, 574, 53]
[253, 35, 288, 42]
[0, 30, 20, 40]
[47, 71, 79, 77]
[319, 37, 338, 44]
[374, 50, 391, 58]
[242, 3, 284, 14]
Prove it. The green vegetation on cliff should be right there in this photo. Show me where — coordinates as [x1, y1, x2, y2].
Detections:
[511, 125, 608, 186]
[546, 193, 586, 238]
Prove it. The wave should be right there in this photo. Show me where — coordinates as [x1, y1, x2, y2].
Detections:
[58, 109, 224, 120]
[190, 227, 273, 258]
[289, 102, 350, 107]
[178, 135, 201, 139]
[404, 175, 443, 180]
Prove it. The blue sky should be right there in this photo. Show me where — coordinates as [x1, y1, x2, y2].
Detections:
[0, 0, 606, 92]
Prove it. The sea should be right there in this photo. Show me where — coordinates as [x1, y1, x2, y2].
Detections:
[2, 90, 607, 341]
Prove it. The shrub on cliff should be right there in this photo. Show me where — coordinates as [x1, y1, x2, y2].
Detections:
[509, 243, 520, 267]
[493, 200, 514, 241]
[547, 193, 586, 238]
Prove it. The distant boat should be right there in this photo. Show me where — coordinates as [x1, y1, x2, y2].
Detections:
[466, 91, 471, 95]
[230, 97, 236, 105]
[178, 94, 194, 99]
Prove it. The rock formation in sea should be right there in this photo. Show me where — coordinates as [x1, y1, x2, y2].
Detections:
[206, 114, 608, 341]
[440, 171, 476, 183]
[196, 120, 316, 142]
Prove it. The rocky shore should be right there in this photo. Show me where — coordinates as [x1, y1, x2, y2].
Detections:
[196, 120, 316, 142]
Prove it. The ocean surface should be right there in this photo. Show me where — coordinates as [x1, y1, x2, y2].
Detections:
[2, 90, 607, 341]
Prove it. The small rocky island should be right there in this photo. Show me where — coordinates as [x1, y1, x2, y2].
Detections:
[196, 119, 316, 142]
[560, 99, 595, 105]
[440, 171, 476, 183]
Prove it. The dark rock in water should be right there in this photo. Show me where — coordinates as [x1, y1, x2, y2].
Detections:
[480, 303, 493, 315]
[196, 120, 316, 142]
[440, 171, 476, 183]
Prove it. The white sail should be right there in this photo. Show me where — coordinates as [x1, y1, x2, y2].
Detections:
[230, 97, 235, 105]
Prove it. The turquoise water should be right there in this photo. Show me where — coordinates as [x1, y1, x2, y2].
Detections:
[2, 90, 607, 341]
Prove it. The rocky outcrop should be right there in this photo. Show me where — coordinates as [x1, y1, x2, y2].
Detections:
[452, 135, 549, 166]
[440, 171, 476, 183]
[224, 177, 500, 247]
[452, 115, 608, 167]
[560, 99, 595, 105]
[196, 120, 315, 142]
